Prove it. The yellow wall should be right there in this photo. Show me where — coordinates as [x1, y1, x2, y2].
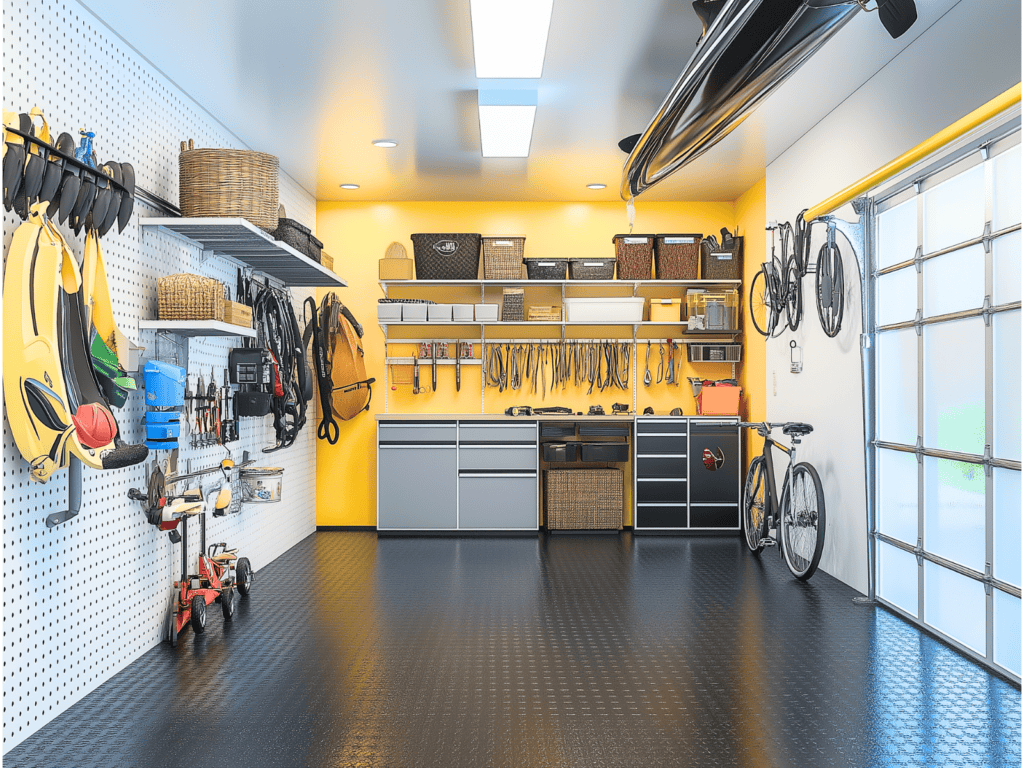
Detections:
[316, 197, 765, 526]
[735, 179, 767, 465]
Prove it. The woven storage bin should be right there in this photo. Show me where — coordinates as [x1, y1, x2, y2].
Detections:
[273, 218, 323, 262]
[178, 139, 279, 232]
[410, 233, 481, 279]
[568, 258, 615, 280]
[545, 469, 623, 530]
[502, 288, 524, 321]
[524, 258, 567, 280]
[654, 234, 701, 279]
[613, 234, 655, 280]
[482, 236, 526, 279]
[158, 274, 225, 321]
[321, 252, 335, 272]
[701, 236, 743, 280]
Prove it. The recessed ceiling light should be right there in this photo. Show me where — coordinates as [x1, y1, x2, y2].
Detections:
[586, 183, 606, 190]
[372, 139, 398, 148]
[470, 0, 554, 78]
[339, 184, 360, 190]
[478, 90, 537, 158]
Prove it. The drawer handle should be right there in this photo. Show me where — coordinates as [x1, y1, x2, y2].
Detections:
[459, 472, 537, 478]
[637, 478, 686, 482]
[381, 444, 457, 449]
[636, 454, 687, 458]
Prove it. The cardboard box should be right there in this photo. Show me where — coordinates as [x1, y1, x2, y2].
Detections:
[649, 298, 682, 322]
[379, 258, 413, 280]
[223, 300, 253, 328]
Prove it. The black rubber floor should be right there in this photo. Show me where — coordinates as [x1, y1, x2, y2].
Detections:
[5, 532, 1020, 767]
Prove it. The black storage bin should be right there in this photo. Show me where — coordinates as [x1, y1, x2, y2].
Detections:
[273, 218, 324, 263]
[580, 442, 629, 462]
[524, 258, 568, 280]
[543, 442, 579, 462]
[579, 424, 629, 437]
[540, 423, 576, 438]
[568, 258, 615, 280]
[411, 233, 482, 279]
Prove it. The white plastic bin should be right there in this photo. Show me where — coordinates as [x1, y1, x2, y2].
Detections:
[427, 303, 454, 322]
[377, 303, 403, 322]
[452, 304, 475, 322]
[403, 303, 428, 322]
[475, 304, 499, 322]
[564, 297, 644, 323]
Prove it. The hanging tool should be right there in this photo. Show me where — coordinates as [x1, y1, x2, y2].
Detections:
[431, 342, 437, 392]
[183, 375, 193, 439]
[455, 340, 461, 392]
[666, 340, 677, 385]
[644, 341, 652, 387]
[194, 371, 205, 448]
[657, 345, 665, 383]
[413, 352, 421, 394]
[207, 370, 219, 445]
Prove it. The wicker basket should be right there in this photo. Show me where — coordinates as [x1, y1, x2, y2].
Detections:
[482, 236, 526, 279]
[545, 469, 623, 530]
[524, 258, 567, 280]
[502, 288, 525, 321]
[410, 233, 481, 279]
[654, 234, 701, 279]
[701, 236, 743, 280]
[158, 273, 225, 321]
[273, 218, 323, 262]
[613, 234, 655, 280]
[178, 139, 279, 232]
[568, 258, 615, 280]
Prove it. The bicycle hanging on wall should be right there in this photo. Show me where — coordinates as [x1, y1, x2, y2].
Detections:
[752, 213, 847, 338]
[740, 421, 827, 581]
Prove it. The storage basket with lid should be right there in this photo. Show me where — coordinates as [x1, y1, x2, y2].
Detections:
[523, 258, 567, 280]
[482, 236, 526, 279]
[568, 257, 615, 280]
[410, 233, 481, 279]
[178, 139, 279, 232]
[654, 234, 701, 279]
[612, 234, 655, 280]
[272, 215, 323, 263]
[158, 273, 226, 321]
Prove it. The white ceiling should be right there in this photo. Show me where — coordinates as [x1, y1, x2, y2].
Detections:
[80, 0, 961, 202]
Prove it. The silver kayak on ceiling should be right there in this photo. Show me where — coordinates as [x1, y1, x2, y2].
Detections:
[621, 0, 863, 200]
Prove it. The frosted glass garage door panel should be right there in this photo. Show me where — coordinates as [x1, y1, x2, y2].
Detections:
[877, 449, 918, 544]
[994, 589, 1021, 677]
[878, 541, 919, 617]
[923, 164, 985, 252]
[876, 268, 917, 326]
[876, 329, 917, 446]
[992, 231, 1021, 306]
[993, 310, 1021, 462]
[924, 457, 985, 573]
[876, 198, 917, 270]
[924, 318, 985, 456]
[925, 562, 986, 654]
[993, 143, 1021, 231]
[994, 468, 1021, 587]
[923, 245, 984, 318]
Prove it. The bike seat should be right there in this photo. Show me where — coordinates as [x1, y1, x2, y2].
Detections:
[211, 552, 237, 562]
[782, 422, 813, 437]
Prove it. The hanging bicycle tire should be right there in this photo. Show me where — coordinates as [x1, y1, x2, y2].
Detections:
[749, 268, 777, 337]
[815, 238, 844, 338]
[785, 259, 802, 331]
[779, 462, 826, 580]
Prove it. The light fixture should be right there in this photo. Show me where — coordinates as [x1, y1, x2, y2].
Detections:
[470, 0, 554, 78]
[372, 139, 398, 148]
[586, 183, 606, 190]
[339, 184, 359, 190]
[478, 90, 537, 158]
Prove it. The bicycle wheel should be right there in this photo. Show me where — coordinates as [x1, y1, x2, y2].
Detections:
[742, 457, 769, 553]
[785, 259, 802, 331]
[749, 269, 777, 337]
[780, 462, 826, 580]
[815, 241, 844, 338]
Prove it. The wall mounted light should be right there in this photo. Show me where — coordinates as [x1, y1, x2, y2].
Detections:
[478, 90, 537, 158]
[470, 0, 554, 78]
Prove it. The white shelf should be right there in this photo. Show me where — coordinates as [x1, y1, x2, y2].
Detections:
[141, 217, 347, 287]
[139, 319, 257, 338]
[380, 278, 740, 290]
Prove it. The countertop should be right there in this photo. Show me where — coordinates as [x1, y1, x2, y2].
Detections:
[376, 413, 739, 421]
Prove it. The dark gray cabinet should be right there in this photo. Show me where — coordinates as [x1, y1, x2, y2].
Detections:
[634, 416, 739, 533]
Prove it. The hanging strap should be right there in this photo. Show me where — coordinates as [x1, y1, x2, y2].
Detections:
[305, 296, 339, 444]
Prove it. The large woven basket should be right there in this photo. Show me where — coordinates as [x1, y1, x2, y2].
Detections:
[701, 236, 743, 280]
[613, 234, 655, 280]
[178, 139, 279, 232]
[654, 234, 701, 279]
[410, 233, 481, 279]
[158, 273, 226, 321]
[545, 468, 623, 530]
[482, 236, 526, 279]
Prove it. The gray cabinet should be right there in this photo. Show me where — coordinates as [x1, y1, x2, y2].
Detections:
[378, 445, 458, 530]
[458, 473, 537, 529]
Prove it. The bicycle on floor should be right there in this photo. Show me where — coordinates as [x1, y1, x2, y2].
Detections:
[740, 421, 826, 581]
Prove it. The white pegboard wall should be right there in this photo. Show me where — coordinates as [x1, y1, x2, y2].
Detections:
[3, 0, 318, 753]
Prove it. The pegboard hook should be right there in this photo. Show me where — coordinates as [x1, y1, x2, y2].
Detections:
[45, 456, 82, 528]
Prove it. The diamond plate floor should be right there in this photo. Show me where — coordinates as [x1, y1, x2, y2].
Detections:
[5, 532, 1020, 767]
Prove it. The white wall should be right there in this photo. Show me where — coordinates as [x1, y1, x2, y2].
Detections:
[2, 0, 318, 752]
[764, 0, 1021, 592]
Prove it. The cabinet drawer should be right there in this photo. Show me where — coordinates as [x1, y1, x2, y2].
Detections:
[636, 478, 687, 503]
[459, 446, 536, 471]
[377, 446, 457, 529]
[459, 422, 537, 444]
[636, 456, 686, 478]
[635, 504, 688, 529]
[379, 421, 457, 445]
[458, 473, 538, 529]
[635, 419, 687, 435]
[636, 434, 687, 455]
[689, 505, 740, 529]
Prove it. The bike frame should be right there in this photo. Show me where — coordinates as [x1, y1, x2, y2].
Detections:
[748, 423, 798, 541]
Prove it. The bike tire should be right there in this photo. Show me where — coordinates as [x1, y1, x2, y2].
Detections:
[742, 457, 769, 553]
[785, 259, 802, 332]
[749, 269, 774, 337]
[815, 242, 845, 338]
[780, 462, 826, 580]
